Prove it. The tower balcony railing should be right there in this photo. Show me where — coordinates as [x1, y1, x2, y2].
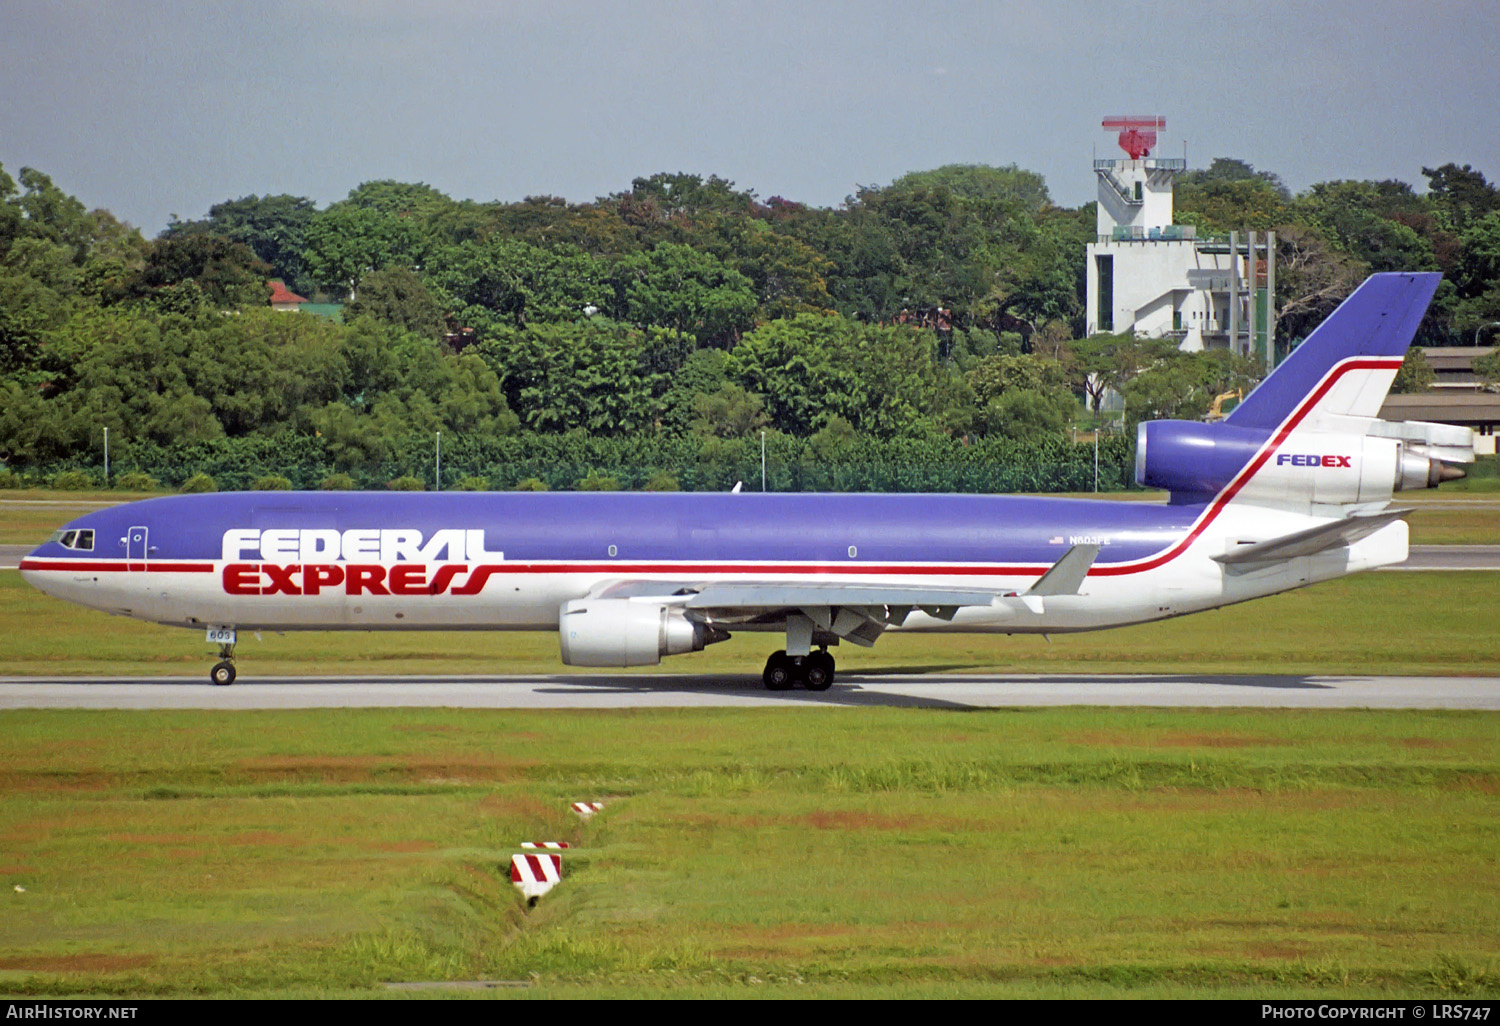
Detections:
[1096, 224, 1198, 243]
[1093, 157, 1187, 172]
[1194, 234, 1276, 254]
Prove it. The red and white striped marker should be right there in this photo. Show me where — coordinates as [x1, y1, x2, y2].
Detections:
[510, 853, 561, 901]
[520, 841, 570, 849]
[571, 801, 604, 817]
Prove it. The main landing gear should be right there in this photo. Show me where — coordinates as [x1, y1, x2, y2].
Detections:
[762, 648, 835, 692]
[210, 642, 236, 686]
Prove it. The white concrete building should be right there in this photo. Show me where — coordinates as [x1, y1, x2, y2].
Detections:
[1084, 123, 1274, 365]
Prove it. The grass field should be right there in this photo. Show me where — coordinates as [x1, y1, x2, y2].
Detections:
[1399, 497, 1500, 544]
[0, 495, 121, 545]
[0, 706, 1496, 998]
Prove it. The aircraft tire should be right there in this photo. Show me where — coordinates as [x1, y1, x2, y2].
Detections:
[804, 651, 834, 691]
[211, 661, 236, 686]
[763, 651, 794, 691]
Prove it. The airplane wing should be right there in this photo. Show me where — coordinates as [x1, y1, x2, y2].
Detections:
[682, 583, 1002, 609]
[685, 582, 1004, 646]
[1214, 508, 1411, 567]
[591, 580, 1003, 646]
[589, 545, 1102, 647]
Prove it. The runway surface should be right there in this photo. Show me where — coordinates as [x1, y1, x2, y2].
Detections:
[1, 672, 1496, 710]
[3, 544, 1498, 570]
[1385, 545, 1500, 570]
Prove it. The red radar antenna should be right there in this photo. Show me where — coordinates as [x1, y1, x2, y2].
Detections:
[1101, 115, 1166, 159]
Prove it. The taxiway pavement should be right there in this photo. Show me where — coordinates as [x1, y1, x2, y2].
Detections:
[1, 673, 1495, 710]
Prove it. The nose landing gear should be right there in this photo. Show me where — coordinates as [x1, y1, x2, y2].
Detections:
[761, 648, 835, 691]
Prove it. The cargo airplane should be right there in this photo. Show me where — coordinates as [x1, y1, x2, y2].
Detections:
[21, 273, 1472, 688]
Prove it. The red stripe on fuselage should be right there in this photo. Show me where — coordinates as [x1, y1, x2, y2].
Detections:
[19, 559, 215, 573]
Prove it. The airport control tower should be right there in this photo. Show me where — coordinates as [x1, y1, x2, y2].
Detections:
[1085, 116, 1275, 367]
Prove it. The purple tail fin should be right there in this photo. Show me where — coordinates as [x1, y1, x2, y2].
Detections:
[1224, 272, 1441, 430]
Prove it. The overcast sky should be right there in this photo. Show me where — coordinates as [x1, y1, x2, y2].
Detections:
[2, 0, 1497, 235]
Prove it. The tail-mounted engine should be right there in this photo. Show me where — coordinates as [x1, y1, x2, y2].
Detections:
[1136, 418, 1471, 506]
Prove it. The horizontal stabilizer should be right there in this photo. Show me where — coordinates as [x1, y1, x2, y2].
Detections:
[1361, 418, 1477, 465]
[1025, 544, 1100, 597]
[1214, 508, 1411, 566]
[683, 583, 999, 610]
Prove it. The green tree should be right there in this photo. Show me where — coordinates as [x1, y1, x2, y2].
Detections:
[1178, 157, 1290, 196]
[979, 388, 1076, 441]
[965, 353, 1069, 404]
[130, 234, 270, 308]
[690, 383, 769, 438]
[1294, 180, 1438, 273]
[1118, 350, 1259, 429]
[0, 265, 66, 377]
[1471, 348, 1500, 390]
[1120, 362, 1211, 427]
[617, 172, 764, 220]
[303, 204, 426, 299]
[660, 347, 731, 433]
[727, 313, 947, 437]
[1456, 212, 1500, 300]
[427, 238, 609, 328]
[609, 242, 758, 344]
[965, 353, 1077, 440]
[716, 221, 833, 320]
[345, 267, 447, 337]
[1423, 163, 1500, 233]
[1273, 224, 1370, 345]
[1066, 333, 1179, 411]
[165, 194, 318, 295]
[475, 320, 686, 435]
[1391, 348, 1435, 393]
[888, 164, 1053, 213]
[343, 180, 454, 220]
[77, 210, 148, 305]
[0, 164, 20, 256]
[12, 168, 95, 256]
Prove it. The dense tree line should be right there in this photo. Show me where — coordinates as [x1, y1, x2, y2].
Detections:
[1, 156, 1497, 489]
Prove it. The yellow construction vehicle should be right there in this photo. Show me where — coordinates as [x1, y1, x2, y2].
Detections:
[1204, 388, 1242, 421]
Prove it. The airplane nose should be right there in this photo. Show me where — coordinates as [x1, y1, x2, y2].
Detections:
[19, 542, 49, 585]
[18, 536, 69, 596]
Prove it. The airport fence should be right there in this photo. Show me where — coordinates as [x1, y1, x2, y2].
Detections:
[1, 431, 1137, 494]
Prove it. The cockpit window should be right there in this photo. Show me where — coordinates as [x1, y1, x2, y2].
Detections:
[52, 529, 94, 551]
[60, 531, 77, 548]
[73, 529, 94, 551]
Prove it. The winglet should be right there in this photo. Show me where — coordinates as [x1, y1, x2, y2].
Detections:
[1026, 544, 1100, 597]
